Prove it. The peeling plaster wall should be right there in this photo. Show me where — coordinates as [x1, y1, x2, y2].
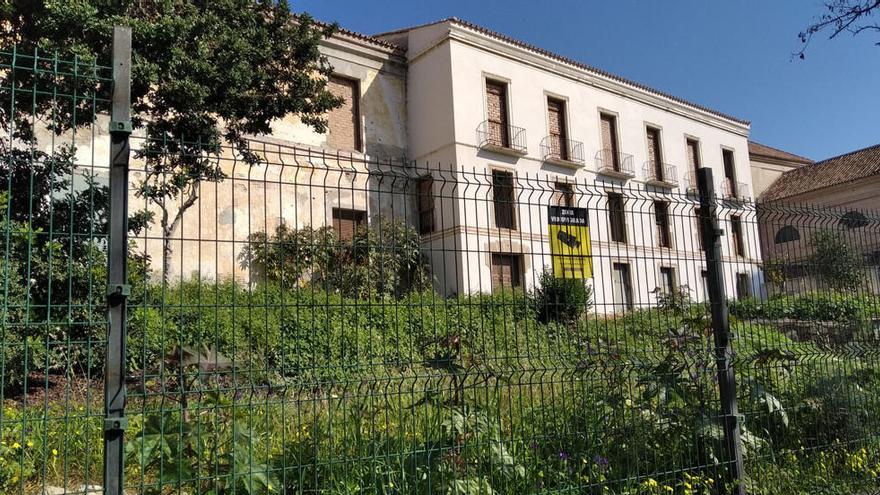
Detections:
[30, 34, 410, 283]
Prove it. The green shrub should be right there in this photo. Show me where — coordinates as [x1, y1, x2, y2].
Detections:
[534, 269, 593, 325]
[241, 219, 429, 299]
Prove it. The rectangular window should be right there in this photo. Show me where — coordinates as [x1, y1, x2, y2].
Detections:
[491, 253, 523, 290]
[552, 182, 574, 207]
[493, 170, 516, 230]
[608, 192, 627, 243]
[486, 80, 510, 148]
[327, 75, 361, 151]
[731, 215, 745, 256]
[417, 176, 434, 234]
[659, 267, 676, 295]
[736, 273, 751, 300]
[547, 97, 568, 160]
[600, 113, 620, 170]
[686, 138, 701, 173]
[723, 148, 737, 197]
[612, 262, 634, 311]
[654, 200, 672, 248]
[646, 127, 663, 179]
[332, 207, 366, 241]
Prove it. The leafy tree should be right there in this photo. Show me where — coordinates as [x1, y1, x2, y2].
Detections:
[798, 0, 880, 58]
[810, 229, 863, 292]
[1, 0, 342, 280]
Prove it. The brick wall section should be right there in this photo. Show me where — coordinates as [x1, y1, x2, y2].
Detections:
[327, 76, 361, 152]
[485, 80, 509, 147]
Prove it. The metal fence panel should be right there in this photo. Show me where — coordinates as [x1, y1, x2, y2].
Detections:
[1, 40, 879, 495]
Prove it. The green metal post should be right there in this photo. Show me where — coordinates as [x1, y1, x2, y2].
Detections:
[697, 167, 746, 495]
[104, 25, 132, 495]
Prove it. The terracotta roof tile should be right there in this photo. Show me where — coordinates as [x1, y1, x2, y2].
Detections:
[761, 143, 880, 201]
[377, 17, 749, 126]
[748, 141, 813, 165]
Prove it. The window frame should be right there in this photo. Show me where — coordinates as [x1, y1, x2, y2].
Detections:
[607, 191, 627, 244]
[417, 175, 435, 235]
[492, 168, 517, 230]
[327, 74, 363, 153]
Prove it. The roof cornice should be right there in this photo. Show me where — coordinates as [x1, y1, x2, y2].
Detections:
[438, 19, 750, 136]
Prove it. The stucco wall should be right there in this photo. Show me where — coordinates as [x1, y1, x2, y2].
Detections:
[400, 20, 761, 306]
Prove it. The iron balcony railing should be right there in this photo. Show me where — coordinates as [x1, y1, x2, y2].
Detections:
[476, 120, 528, 154]
[643, 161, 678, 186]
[685, 169, 699, 193]
[595, 148, 635, 178]
[540, 136, 585, 166]
[723, 179, 750, 201]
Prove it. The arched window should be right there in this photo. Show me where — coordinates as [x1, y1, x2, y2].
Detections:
[840, 211, 869, 229]
[774, 225, 800, 244]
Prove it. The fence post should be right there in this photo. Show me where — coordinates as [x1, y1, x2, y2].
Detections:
[104, 25, 132, 495]
[697, 167, 746, 495]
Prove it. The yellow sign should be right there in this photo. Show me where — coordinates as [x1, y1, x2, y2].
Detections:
[548, 206, 592, 279]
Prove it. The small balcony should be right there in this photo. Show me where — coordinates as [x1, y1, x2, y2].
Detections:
[477, 120, 527, 156]
[540, 136, 585, 168]
[722, 179, 750, 202]
[643, 161, 678, 188]
[595, 149, 635, 179]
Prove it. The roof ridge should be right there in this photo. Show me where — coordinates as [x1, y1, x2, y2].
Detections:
[812, 142, 880, 167]
[748, 140, 813, 163]
[392, 17, 750, 126]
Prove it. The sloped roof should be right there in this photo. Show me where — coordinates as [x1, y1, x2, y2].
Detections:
[748, 141, 813, 165]
[762, 143, 880, 201]
[375, 17, 749, 127]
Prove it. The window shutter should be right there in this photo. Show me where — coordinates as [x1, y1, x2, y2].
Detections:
[491, 254, 522, 290]
[332, 208, 366, 242]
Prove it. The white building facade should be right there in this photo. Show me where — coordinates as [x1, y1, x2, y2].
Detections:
[371, 19, 762, 308]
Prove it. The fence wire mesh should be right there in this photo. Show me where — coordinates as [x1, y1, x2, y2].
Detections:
[1, 45, 879, 495]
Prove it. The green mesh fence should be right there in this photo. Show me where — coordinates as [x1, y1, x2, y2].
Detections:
[1, 42, 879, 495]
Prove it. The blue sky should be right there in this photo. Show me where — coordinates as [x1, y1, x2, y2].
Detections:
[295, 0, 879, 161]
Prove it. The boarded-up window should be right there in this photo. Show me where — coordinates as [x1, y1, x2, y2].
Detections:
[600, 113, 620, 170]
[552, 182, 574, 207]
[608, 192, 626, 243]
[654, 200, 671, 248]
[686, 139, 701, 175]
[491, 253, 523, 290]
[486, 80, 510, 148]
[646, 127, 663, 179]
[723, 149, 737, 197]
[547, 98, 568, 160]
[417, 176, 435, 234]
[332, 208, 366, 241]
[493, 170, 516, 230]
[731, 215, 745, 256]
[327, 76, 361, 151]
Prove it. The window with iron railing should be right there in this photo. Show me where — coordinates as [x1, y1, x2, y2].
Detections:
[541, 137, 585, 165]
